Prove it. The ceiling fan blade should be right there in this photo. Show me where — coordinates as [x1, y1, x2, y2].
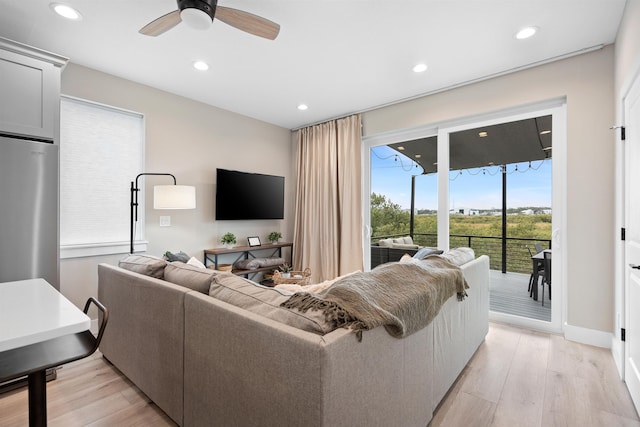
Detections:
[215, 6, 280, 40]
[139, 10, 182, 36]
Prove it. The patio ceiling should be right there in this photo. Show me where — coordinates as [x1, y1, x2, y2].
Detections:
[388, 115, 553, 175]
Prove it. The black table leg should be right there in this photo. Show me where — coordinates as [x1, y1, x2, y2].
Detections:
[28, 370, 46, 427]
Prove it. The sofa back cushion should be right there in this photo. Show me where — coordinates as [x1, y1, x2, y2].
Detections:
[165, 262, 218, 294]
[209, 273, 335, 335]
[118, 254, 167, 279]
[438, 247, 475, 266]
[378, 238, 394, 247]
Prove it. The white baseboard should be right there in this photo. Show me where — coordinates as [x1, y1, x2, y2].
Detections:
[611, 336, 625, 379]
[563, 322, 612, 348]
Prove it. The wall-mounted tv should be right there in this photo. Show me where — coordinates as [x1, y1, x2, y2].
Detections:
[215, 168, 285, 220]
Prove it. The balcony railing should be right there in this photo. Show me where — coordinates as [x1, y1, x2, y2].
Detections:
[371, 232, 551, 275]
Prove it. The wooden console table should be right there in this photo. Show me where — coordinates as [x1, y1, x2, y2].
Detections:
[204, 242, 293, 279]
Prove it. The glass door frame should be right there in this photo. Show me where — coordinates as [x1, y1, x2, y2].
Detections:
[362, 100, 567, 333]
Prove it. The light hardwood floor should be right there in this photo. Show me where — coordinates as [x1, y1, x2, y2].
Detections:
[0, 323, 638, 426]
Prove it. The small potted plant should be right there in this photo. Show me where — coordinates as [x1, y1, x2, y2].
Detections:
[280, 263, 291, 278]
[268, 231, 282, 244]
[221, 232, 237, 248]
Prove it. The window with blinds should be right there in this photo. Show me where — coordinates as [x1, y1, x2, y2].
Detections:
[60, 96, 144, 258]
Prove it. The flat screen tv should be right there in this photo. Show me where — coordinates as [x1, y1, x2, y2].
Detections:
[215, 168, 285, 220]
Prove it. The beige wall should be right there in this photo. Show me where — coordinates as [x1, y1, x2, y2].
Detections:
[362, 46, 616, 334]
[60, 64, 293, 311]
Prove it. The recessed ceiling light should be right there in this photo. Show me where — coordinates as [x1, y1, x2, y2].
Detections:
[397, 146, 405, 151]
[539, 130, 551, 135]
[193, 61, 209, 71]
[297, 104, 308, 111]
[415, 154, 422, 159]
[478, 131, 488, 138]
[412, 63, 428, 73]
[516, 26, 538, 40]
[50, 3, 82, 20]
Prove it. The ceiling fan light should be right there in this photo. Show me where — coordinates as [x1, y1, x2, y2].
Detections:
[181, 8, 212, 30]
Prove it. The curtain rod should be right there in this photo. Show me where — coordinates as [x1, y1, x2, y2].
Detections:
[291, 43, 605, 132]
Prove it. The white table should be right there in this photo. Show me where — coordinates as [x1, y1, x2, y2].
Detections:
[0, 278, 91, 426]
[0, 278, 90, 351]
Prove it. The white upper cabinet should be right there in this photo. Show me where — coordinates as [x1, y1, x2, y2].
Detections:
[0, 38, 67, 141]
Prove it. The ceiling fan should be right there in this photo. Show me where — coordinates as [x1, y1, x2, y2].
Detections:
[139, 0, 280, 40]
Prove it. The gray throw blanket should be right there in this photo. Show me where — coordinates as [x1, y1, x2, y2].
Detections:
[280, 256, 469, 340]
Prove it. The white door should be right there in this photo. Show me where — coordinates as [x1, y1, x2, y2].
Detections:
[624, 74, 640, 409]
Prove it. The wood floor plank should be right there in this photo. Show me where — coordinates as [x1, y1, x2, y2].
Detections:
[2, 323, 638, 427]
[459, 322, 520, 403]
[434, 390, 496, 427]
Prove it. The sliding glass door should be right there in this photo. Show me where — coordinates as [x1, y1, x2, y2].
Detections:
[363, 102, 566, 333]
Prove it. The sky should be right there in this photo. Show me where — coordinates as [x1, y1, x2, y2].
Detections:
[371, 145, 552, 211]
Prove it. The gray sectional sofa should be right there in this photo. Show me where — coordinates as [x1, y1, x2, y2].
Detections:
[98, 252, 490, 427]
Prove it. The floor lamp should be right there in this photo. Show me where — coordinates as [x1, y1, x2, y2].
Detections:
[130, 173, 196, 254]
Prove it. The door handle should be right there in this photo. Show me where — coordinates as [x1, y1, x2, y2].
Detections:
[630, 264, 640, 270]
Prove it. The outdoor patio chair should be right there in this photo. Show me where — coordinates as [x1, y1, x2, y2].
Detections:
[526, 245, 544, 293]
[541, 251, 552, 306]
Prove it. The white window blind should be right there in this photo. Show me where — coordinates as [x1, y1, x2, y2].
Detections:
[60, 96, 144, 258]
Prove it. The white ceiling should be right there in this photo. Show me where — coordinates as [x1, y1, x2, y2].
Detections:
[0, 0, 627, 130]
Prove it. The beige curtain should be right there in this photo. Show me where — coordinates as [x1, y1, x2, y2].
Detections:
[293, 114, 363, 282]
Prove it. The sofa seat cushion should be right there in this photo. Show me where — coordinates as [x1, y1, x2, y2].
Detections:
[209, 273, 336, 334]
[391, 243, 420, 250]
[118, 254, 167, 279]
[165, 262, 218, 294]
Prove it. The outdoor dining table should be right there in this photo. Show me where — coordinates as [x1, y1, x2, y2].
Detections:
[529, 249, 551, 301]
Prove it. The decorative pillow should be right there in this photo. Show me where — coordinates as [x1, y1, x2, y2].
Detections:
[438, 247, 475, 266]
[164, 251, 190, 263]
[165, 261, 218, 294]
[390, 236, 414, 245]
[378, 238, 393, 247]
[118, 254, 167, 279]
[234, 257, 286, 270]
[187, 256, 207, 269]
[413, 247, 444, 260]
[209, 273, 336, 335]
[234, 259, 262, 270]
[258, 257, 285, 267]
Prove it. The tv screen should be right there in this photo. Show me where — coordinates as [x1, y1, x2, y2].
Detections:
[215, 168, 285, 220]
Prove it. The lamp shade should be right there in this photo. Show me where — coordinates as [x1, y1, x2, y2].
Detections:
[153, 185, 196, 209]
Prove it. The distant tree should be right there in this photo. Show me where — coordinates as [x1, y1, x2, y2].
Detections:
[370, 193, 410, 237]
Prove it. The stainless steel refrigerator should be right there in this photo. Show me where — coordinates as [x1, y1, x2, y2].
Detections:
[0, 135, 59, 289]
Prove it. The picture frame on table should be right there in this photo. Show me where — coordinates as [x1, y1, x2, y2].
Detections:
[247, 236, 261, 247]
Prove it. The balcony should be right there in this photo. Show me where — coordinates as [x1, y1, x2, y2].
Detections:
[371, 232, 552, 321]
